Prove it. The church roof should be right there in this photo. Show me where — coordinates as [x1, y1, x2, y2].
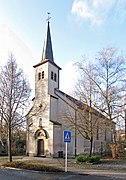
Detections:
[55, 89, 84, 109]
[42, 21, 54, 63]
[55, 89, 110, 120]
[33, 59, 61, 70]
[49, 120, 62, 126]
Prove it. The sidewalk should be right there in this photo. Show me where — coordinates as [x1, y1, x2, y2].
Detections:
[68, 168, 126, 179]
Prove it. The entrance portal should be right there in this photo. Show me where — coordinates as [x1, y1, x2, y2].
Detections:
[37, 139, 44, 156]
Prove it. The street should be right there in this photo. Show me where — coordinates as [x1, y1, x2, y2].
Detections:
[0, 168, 123, 180]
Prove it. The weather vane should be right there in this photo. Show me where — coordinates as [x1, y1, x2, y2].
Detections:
[46, 12, 51, 22]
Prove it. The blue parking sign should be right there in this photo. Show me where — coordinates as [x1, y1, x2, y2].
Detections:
[64, 131, 71, 143]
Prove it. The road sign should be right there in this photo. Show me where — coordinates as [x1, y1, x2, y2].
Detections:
[64, 131, 71, 143]
[64, 131, 71, 172]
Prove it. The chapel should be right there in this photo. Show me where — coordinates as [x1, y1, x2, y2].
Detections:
[26, 20, 114, 157]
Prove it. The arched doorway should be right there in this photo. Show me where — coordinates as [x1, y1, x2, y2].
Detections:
[37, 139, 44, 156]
[35, 129, 48, 157]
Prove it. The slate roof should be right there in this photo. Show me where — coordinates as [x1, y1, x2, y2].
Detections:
[55, 89, 83, 109]
[42, 21, 54, 63]
[33, 21, 61, 70]
[55, 89, 110, 120]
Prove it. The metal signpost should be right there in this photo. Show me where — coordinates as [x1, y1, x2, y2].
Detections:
[64, 131, 71, 172]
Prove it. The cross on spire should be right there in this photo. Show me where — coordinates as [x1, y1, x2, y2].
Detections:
[46, 12, 51, 22]
[41, 13, 54, 62]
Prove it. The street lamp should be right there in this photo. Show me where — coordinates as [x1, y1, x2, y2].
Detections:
[124, 107, 126, 139]
[74, 102, 82, 157]
[75, 110, 77, 157]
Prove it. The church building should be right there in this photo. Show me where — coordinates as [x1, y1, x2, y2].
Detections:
[26, 20, 114, 157]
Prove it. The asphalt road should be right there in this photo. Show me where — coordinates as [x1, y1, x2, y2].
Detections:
[0, 168, 123, 180]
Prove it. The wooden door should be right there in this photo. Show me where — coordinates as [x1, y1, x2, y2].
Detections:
[37, 139, 44, 156]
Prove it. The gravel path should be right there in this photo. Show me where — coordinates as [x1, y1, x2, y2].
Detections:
[77, 159, 126, 172]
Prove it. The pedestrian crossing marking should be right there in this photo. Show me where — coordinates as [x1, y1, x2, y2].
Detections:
[65, 133, 70, 140]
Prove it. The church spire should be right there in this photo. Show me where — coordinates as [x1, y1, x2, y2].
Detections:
[42, 15, 54, 63]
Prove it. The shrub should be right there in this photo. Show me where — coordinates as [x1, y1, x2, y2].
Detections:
[76, 155, 100, 164]
[76, 155, 88, 162]
[86, 156, 100, 163]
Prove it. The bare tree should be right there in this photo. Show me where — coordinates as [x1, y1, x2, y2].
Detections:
[72, 47, 126, 157]
[0, 53, 31, 162]
[94, 47, 126, 126]
[73, 60, 113, 156]
[73, 61, 98, 156]
[76, 47, 126, 125]
[58, 61, 110, 157]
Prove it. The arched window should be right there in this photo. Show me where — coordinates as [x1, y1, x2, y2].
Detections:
[51, 71, 53, 80]
[38, 72, 41, 80]
[96, 123, 99, 140]
[54, 73, 57, 82]
[38, 132, 44, 136]
[42, 71, 44, 79]
[39, 118, 42, 127]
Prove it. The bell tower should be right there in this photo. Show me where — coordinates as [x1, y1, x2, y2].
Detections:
[27, 15, 62, 157]
[33, 17, 61, 103]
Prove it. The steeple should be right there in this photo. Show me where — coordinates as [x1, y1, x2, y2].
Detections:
[33, 15, 61, 70]
[42, 21, 54, 63]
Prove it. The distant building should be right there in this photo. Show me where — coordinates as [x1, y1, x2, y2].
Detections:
[26, 20, 114, 157]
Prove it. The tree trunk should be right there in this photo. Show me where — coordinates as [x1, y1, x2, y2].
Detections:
[8, 122, 12, 162]
[89, 137, 93, 157]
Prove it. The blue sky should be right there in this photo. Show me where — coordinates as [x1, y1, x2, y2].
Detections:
[0, 0, 126, 96]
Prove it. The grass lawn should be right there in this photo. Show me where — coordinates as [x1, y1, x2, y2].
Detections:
[2, 160, 64, 172]
[0, 157, 64, 172]
[0, 156, 100, 172]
